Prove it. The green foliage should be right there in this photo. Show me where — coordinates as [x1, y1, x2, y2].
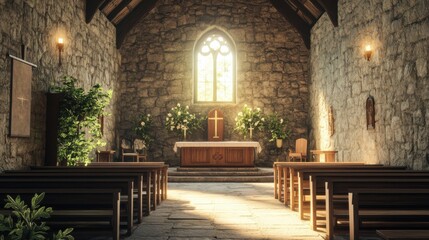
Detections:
[234, 104, 265, 137]
[51, 76, 112, 166]
[164, 103, 205, 136]
[134, 113, 153, 147]
[265, 113, 290, 142]
[0, 193, 74, 240]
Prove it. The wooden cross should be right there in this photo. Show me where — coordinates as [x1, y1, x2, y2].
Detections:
[17, 96, 29, 106]
[208, 110, 223, 139]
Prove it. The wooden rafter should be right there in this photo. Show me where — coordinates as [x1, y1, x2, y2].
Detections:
[99, 0, 113, 11]
[270, 0, 311, 49]
[315, 0, 338, 26]
[85, 0, 105, 23]
[107, 0, 132, 21]
[116, 0, 158, 48]
[289, 0, 317, 24]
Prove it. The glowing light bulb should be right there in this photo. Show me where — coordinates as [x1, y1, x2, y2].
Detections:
[365, 44, 371, 52]
[58, 38, 64, 44]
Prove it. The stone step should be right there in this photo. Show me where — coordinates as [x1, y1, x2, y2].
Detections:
[176, 167, 260, 172]
[169, 171, 273, 176]
[168, 176, 274, 182]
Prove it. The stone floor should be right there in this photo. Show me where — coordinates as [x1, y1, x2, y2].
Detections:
[126, 183, 324, 240]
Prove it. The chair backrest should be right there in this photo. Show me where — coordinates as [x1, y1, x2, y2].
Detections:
[133, 139, 146, 151]
[295, 138, 307, 156]
[121, 139, 133, 153]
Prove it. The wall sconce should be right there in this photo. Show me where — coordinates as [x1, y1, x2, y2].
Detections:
[57, 37, 64, 66]
[364, 44, 373, 61]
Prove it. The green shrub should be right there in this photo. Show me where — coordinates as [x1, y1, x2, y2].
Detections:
[0, 193, 74, 240]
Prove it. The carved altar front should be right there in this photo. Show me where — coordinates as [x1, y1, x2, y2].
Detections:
[174, 141, 262, 167]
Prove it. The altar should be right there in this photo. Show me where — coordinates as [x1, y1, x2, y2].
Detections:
[174, 141, 262, 167]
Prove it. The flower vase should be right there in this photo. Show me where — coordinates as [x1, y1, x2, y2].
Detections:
[183, 128, 187, 141]
[276, 139, 283, 148]
[248, 127, 254, 140]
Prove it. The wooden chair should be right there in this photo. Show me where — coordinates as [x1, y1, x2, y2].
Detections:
[134, 139, 147, 162]
[121, 139, 138, 162]
[288, 138, 307, 162]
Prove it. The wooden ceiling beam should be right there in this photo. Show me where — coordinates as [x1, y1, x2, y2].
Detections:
[85, 0, 105, 23]
[270, 0, 311, 49]
[107, 0, 132, 21]
[289, 0, 317, 23]
[99, 0, 112, 11]
[315, 0, 338, 26]
[116, 0, 158, 48]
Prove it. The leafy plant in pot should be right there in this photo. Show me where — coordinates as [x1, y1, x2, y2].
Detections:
[51, 76, 112, 166]
[265, 113, 290, 148]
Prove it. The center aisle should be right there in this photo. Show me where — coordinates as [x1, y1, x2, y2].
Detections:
[127, 183, 323, 240]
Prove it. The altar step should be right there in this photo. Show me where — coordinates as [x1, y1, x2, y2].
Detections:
[168, 167, 273, 182]
[176, 167, 260, 172]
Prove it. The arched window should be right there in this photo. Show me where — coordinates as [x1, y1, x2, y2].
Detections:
[194, 29, 236, 103]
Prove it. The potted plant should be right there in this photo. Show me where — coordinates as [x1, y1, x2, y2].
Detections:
[265, 113, 289, 148]
[50, 76, 112, 166]
[234, 104, 265, 139]
[164, 103, 204, 140]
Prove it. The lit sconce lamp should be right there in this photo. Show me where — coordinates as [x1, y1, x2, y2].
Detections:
[57, 37, 64, 66]
[363, 44, 373, 61]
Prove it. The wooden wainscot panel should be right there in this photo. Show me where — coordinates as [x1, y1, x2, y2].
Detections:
[181, 147, 209, 166]
[180, 146, 256, 167]
[225, 147, 254, 166]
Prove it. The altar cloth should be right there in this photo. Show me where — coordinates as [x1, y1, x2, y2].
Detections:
[173, 141, 262, 153]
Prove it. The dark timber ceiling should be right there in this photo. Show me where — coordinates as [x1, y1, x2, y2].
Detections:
[85, 0, 338, 49]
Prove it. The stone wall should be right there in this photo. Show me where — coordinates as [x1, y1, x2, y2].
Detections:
[309, 0, 429, 169]
[119, 0, 310, 166]
[0, 0, 121, 171]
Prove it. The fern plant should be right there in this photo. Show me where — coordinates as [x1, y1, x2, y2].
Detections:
[0, 193, 74, 240]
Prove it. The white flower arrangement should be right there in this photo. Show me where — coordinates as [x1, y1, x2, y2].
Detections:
[134, 113, 153, 147]
[164, 103, 204, 136]
[234, 104, 265, 137]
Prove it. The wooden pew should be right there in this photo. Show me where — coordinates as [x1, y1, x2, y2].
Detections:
[0, 188, 121, 240]
[349, 189, 429, 240]
[88, 162, 169, 203]
[273, 162, 366, 206]
[376, 230, 429, 240]
[309, 171, 429, 232]
[296, 167, 407, 220]
[3, 171, 147, 221]
[325, 178, 429, 240]
[29, 165, 165, 213]
[0, 177, 134, 235]
[276, 163, 370, 210]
